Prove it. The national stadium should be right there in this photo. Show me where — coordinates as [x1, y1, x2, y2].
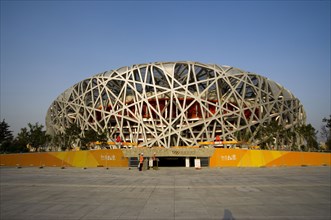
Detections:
[45, 61, 307, 167]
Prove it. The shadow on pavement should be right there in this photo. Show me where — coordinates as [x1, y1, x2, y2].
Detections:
[223, 209, 235, 220]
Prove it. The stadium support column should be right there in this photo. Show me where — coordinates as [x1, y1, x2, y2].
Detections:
[185, 157, 190, 167]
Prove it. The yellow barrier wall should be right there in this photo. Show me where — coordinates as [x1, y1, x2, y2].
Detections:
[0, 149, 128, 168]
[209, 149, 331, 167]
[1, 149, 330, 168]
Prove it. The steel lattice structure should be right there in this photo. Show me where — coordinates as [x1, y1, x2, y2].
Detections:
[46, 61, 306, 148]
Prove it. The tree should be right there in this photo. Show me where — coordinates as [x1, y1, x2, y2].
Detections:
[254, 120, 284, 150]
[16, 123, 50, 152]
[15, 127, 30, 151]
[50, 123, 81, 151]
[96, 129, 108, 148]
[0, 119, 14, 144]
[285, 129, 298, 151]
[80, 129, 98, 150]
[296, 124, 319, 151]
[0, 119, 14, 152]
[49, 124, 110, 151]
[80, 128, 109, 150]
[254, 120, 303, 151]
[28, 123, 50, 151]
[321, 115, 331, 150]
[49, 133, 65, 151]
[64, 123, 81, 150]
[234, 128, 252, 148]
[322, 115, 331, 128]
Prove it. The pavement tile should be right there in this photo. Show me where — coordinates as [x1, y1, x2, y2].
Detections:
[0, 166, 330, 220]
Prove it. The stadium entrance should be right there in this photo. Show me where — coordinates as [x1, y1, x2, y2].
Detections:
[123, 148, 214, 168]
[157, 157, 210, 167]
[158, 157, 185, 167]
[129, 156, 210, 168]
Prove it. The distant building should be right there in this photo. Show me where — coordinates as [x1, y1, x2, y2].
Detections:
[46, 61, 305, 149]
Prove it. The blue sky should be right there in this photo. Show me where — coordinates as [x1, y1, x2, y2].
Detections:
[1, 1, 330, 139]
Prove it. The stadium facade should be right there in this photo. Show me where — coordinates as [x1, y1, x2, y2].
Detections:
[46, 61, 306, 152]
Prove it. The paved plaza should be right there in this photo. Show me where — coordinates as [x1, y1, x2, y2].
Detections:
[0, 166, 330, 220]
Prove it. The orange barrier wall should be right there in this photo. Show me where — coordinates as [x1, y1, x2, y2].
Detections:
[209, 149, 331, 167]
[1, 149, 330, 168]
[0, 149, 128, 168]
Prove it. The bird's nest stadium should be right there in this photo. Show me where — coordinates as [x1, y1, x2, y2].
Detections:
[46, 61, 305, 154]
